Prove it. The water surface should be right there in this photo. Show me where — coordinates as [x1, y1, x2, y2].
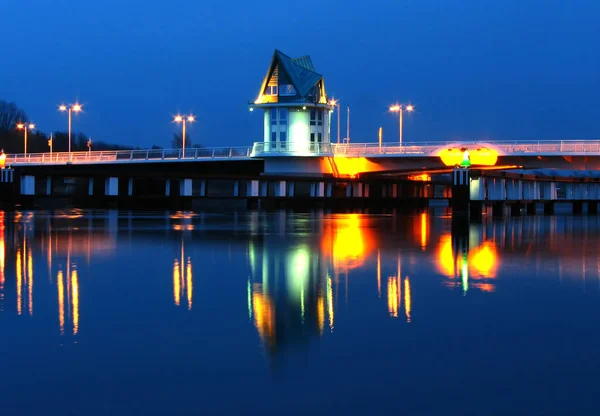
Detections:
[1, 210, 600, 415]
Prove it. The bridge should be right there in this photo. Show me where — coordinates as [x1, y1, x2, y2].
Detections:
[6, 140, 600, 168]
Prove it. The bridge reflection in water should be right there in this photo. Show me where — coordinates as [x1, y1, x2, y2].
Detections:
[1, 210, 600, 352]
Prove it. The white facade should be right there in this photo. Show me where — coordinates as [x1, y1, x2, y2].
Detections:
[262, 106, 331, 153]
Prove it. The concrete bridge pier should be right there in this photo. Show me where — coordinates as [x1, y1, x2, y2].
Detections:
[451, 169, 470, 217]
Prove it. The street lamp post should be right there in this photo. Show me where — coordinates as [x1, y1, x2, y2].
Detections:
[389, 104, 414, 146]
[328, 98, 341, 144]
[174, 114, 195, 158]
[59, 103, 83, 156]
[16, 122, 35, 154]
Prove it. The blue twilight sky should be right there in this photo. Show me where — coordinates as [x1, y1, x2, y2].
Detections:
[0, 0, 599, 148]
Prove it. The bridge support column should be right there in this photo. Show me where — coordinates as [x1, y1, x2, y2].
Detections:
[248, 180, 259, 197]
[317, 182, 325, 197]
[88, 178, 94, 196]
[523, 182, 540, 200]
[540, 182, 557, 200]
[260, 181, 267, 197]
[200, 180, 207, 197]
[352, 183, 363, 198]
[488, 178, 506, 201]
[451, 169, 470, 217]
[363, 184, 369, 198]
[326, 183, 333, 197]
[506, 179, 523, 201]
[165, 179, 171, 196]
[287, 182, 295, 197]
[233, 181, 239, 197]
[105, 177, 118, 196]
[469, 176, 485, 201]
[128, 178, 134, 196]
[20, 175, 35, 195]
[346, 183, 352, 197]
[46, 177, 51, 195]
[392, 184, 398, 198]
[180, 179, 192, 197]
[274, 181, 286, 197]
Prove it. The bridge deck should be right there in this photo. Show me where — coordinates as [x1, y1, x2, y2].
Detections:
[5, 140, 600, 166]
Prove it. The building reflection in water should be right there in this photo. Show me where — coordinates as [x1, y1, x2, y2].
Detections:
[247, 240, 335, 356]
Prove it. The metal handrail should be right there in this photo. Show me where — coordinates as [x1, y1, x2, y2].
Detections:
[7, 146, 253, 165]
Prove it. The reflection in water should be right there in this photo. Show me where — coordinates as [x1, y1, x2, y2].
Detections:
[387, 276, 399, 318]
[0, 213, 4, 311]
[57, 269, 65, 335]
[173, 239, 193, 310]
[4, 209, 600, 362]
[437, 233, 498, 294]
[404, 277, 411, 323]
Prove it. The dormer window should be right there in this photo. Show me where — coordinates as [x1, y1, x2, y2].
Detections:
[279, 84, 296, 96]
[265, 85, 278, 96]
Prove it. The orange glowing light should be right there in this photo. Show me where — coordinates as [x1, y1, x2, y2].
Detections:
[332, 156, 374, 178]
[418, 212, 429, 250]
[0, 153, 5, 169]
[317, 296, 325, 334]
[439, 147, 498, 167]
[404, 277, 412, 323]
[387, 277, 399, 318]
[469, 242, 498, 279]
[252, 285, 275, 347]
[173, 259, 181, 306]
[71, 269, 79, 335]
[57, 270, 65, 335]
[436, 233, 498, 290]
[408, 174, 431, 181]
[437, 234, 457, 278]
[327, 214, 376, 272]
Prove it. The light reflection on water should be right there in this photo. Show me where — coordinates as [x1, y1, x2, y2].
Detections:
[1, 210, 600, 414]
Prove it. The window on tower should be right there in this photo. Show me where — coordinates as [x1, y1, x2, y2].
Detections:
[270, 108, 277, 125]
[265, 85, 278, 96]
[279, 84, 296, 96]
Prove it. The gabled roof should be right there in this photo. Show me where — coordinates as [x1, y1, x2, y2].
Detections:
[291, 56, 315, 71]
[258, 50, 324, 100]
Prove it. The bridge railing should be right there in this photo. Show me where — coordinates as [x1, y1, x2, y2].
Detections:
[7, 147, 253, 165]
[251, 141, 333, 155]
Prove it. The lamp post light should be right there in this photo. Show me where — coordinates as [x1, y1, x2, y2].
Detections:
[16, 122, 35, 154]
[59, 103, 83, 156]
[174, 114, 195, 158]
[389, 104, 414, 146]
[328, 98, 341, 144]
[87, 138, 93, 155]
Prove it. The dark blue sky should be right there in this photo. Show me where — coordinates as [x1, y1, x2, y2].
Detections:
[1, 0, 599, 148]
